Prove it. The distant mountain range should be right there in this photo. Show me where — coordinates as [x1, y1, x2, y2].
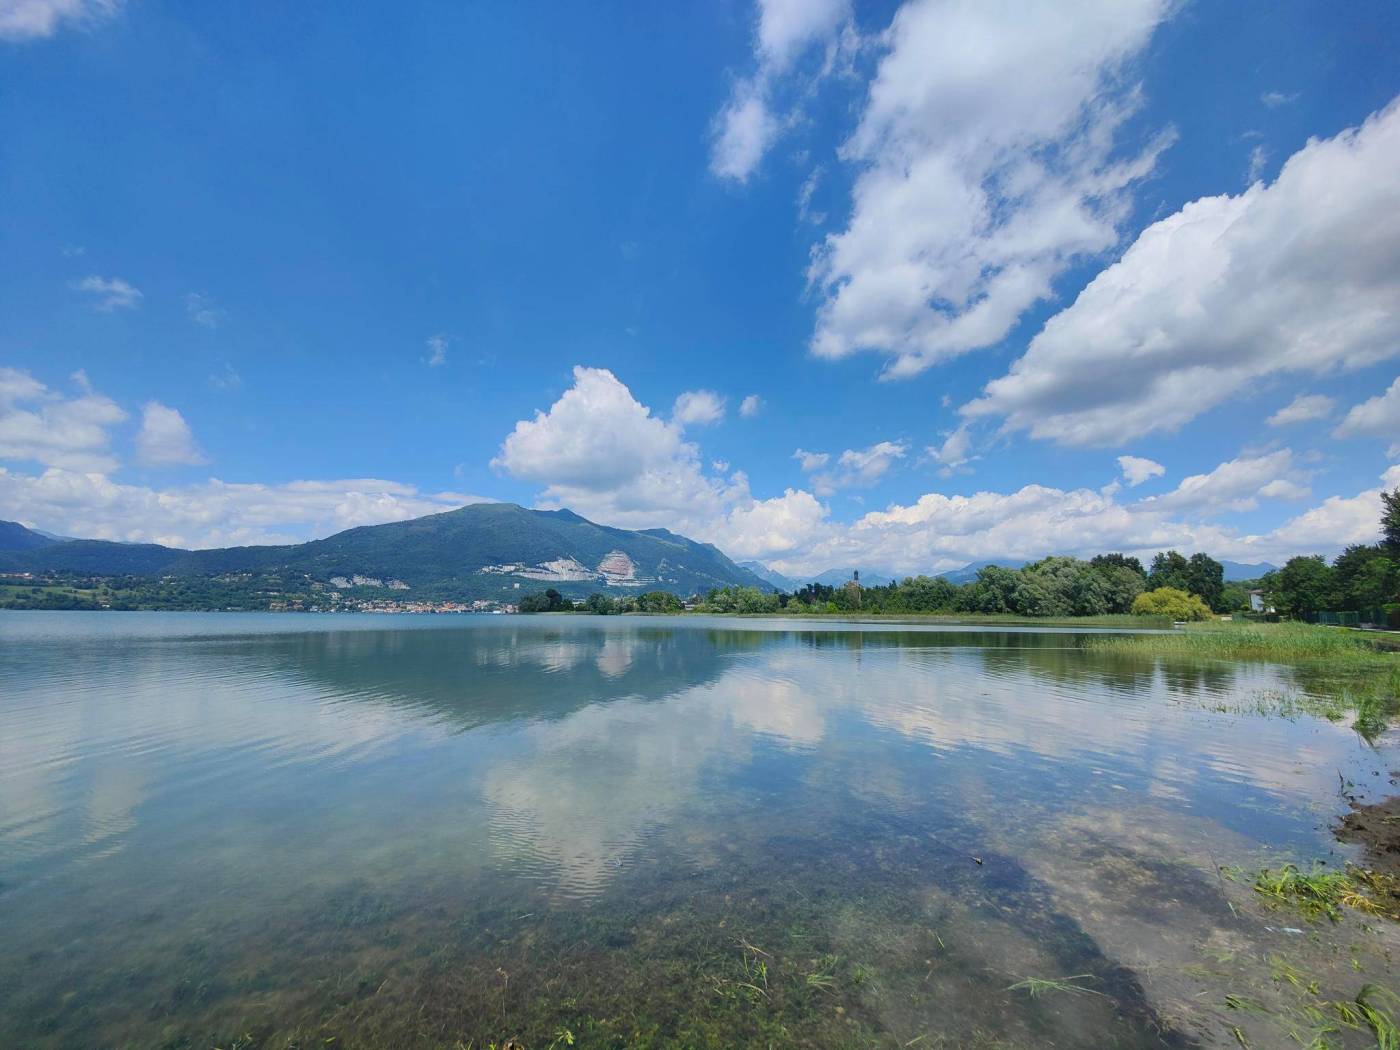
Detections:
[1219, 561, 1278, 581]
[737, 562, 895, 591]
[0, 520, 57, 552]
[0, 508, 1282, 607]
[935, 559, 1030, 584]
[0, 504, 772, 600]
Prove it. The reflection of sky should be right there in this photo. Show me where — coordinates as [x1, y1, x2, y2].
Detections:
[0, 613, 1393, 918]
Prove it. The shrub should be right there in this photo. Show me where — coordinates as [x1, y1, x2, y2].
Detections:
[1131, 586, 1212, 621]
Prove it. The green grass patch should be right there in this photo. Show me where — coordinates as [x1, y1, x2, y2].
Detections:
[1087, 620, 1394, 661]
[1229, 863, 1397, 923]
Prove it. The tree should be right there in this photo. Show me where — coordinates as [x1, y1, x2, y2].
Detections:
[519, 587, 569, 613]
[1132, 587, 1212, 621]
[1148, 551, 1191, 592]
[1185, 553, 1225, 611]
[1093, 563, 1146, 613]
[1267, 556, 1340, 620]
[890, 575, 959, 612]
[636, 590, 681, 613]
[963, 565, 1019, 613]
[1347, 556, 1397, 612]
[584, 592, 617, 615]
[1220, 581, 1252, 612]
[701, 585, 779, 614]
[1383, 487, 1400, 552]
[1091, 553, 1146, 578]
[1332, 544, 1396, 611]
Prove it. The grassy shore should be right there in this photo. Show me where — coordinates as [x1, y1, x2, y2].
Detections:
[682, 610, 1174, 629]
[1086, 620, 1400, 739]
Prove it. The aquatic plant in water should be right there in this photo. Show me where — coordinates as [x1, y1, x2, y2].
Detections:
[1244, 863, 1389, 923]
[1004, 974, 1104, 999]
[1086, 621, 1400, 741]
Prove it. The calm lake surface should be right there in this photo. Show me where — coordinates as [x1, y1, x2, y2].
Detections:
[1, 612, 1396, 1048]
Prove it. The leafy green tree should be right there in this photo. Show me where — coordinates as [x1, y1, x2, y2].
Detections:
[1332, 544, 1394, 611]
[963, 565, 1019, 613]
[1266, 556, 1340, 619]
[636, 590, 682, 613]
[1383, 487, 1400, 552]
[1091, 562, 1146, 612]
[519, 587, 569, 613]
[1132, 587, 1212, 621]
[700, 585, 779, 614]
[1185, 553, 1225, 611]
[1220, 581, 1253, 612]
[584, 593, 617, 615]
[1091, 553, 1146, 578]
[896, 575, 960, 612]
[1011, 556, 1110, 617]
[1147, 550, 1191, 592]
[1012, 571, 1070, 617]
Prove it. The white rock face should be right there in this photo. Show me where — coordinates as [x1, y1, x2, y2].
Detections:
[490, 557, 597, 582]
[479, 551, 652, 587]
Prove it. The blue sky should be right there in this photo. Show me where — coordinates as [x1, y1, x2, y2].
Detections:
[1, 0, 1398, 574]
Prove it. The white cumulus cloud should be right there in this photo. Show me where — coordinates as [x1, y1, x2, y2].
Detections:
[0, 0, 119, 41]
[1268, 394, 1335, 427]
[807, 440, 906, 495]
[74, 275, 142, 311]
[711, 90, 780, 183]
[1135, 450, 1306, 515]
[967, 96, 1400, 445]
[135, 402, 206, 467]
[1117, 455, 1165, 486]
[926, 425, 975, 476]
[0, 469, 488, 549]
[709, 0, 852, 182]
[0, 367, 127, 472]
[739, 394, 762, 418]
[489, 368, 1391, 576]
[672, 389, 726, 427]
[809, 0, 1174, 377]
[493, 367, 740, 531]
[1333, 376, 1400, 452]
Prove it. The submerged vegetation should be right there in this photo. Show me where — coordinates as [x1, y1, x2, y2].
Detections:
[1086, 620, 1400, 740]
[1232, 863, 1399, 923]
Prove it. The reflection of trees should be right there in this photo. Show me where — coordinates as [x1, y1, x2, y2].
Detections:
[239, 624, 733, 730]
[989, 645, 1158, 694]
[1157, 659, 1237, 696]
[981, 641, 1242, 698]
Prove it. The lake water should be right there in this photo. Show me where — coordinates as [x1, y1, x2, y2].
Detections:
[1, 612, 1396, 1048]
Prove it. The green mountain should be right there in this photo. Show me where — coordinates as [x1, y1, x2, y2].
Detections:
[0, 520, 59, 552]
[0, 504, 770, 600]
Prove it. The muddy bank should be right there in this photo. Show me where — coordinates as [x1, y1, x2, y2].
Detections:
[1336, 785, 1400, 875]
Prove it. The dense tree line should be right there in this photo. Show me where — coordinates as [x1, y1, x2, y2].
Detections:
[1260, 488, 1400, 621]
[519, 588, 683, 614]
[768, 553, 1168, 617]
